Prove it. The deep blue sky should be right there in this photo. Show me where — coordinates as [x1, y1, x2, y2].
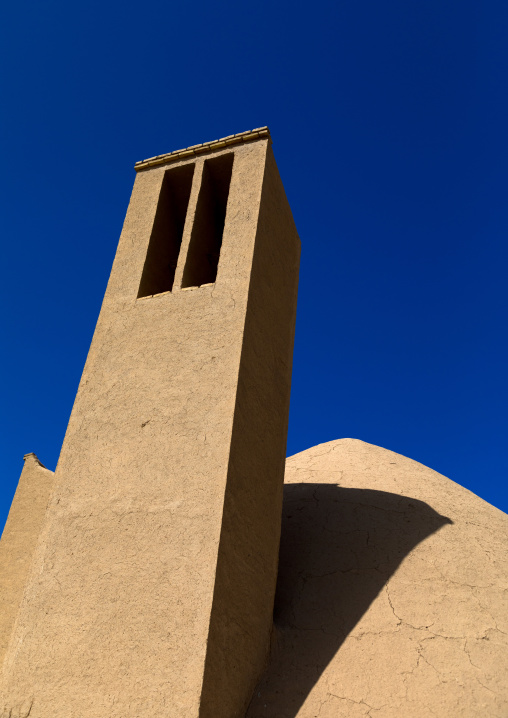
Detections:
[1, 0, 507, 532]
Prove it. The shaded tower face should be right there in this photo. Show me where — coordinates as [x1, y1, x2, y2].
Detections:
[0, 129, 300, 718]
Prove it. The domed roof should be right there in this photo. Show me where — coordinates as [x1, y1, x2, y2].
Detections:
[248, 439, 508, 717]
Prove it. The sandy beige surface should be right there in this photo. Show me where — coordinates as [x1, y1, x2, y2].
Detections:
[248, 438, 508, 718]
[1, 132, 300, 718]
[0, 455, 54, 667]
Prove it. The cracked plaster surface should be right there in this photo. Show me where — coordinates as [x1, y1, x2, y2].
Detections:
[247, 438, 508, 718]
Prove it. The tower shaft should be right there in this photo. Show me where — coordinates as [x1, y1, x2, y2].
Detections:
[1, 130, 300, 718]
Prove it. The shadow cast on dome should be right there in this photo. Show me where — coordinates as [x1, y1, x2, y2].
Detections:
[246, 483, 452, 718]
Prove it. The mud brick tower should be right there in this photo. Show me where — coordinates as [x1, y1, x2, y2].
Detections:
[1, 128, 300, 718]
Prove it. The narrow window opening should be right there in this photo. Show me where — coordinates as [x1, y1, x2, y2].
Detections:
[181, 153, 234, 288]
[137, 163, 195, 298]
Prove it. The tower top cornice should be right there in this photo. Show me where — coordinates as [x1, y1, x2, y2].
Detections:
[134, 126, 271, 172]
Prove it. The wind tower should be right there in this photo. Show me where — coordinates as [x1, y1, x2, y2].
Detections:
[0, 128, 300, 718]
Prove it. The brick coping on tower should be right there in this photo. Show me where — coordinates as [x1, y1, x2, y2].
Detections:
[134, 127, 271, 172]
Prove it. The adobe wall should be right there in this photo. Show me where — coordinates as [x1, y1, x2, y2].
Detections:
[248, 439, 508, 718]
[1, 130, 300, 718]
[0, 455, 54, 667]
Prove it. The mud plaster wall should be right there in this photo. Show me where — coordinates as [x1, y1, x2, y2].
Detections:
[199, 145, 300, 718]
[1, 137, 298, 718]
[247, 439, 508, 718]
[0, 455, 54, 667]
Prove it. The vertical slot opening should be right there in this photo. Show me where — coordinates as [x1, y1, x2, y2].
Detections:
[137, 163, 195, 298]
[182, 153, 234, 288]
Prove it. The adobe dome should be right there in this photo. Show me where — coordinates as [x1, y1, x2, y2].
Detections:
[248, 439, 508, 717]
